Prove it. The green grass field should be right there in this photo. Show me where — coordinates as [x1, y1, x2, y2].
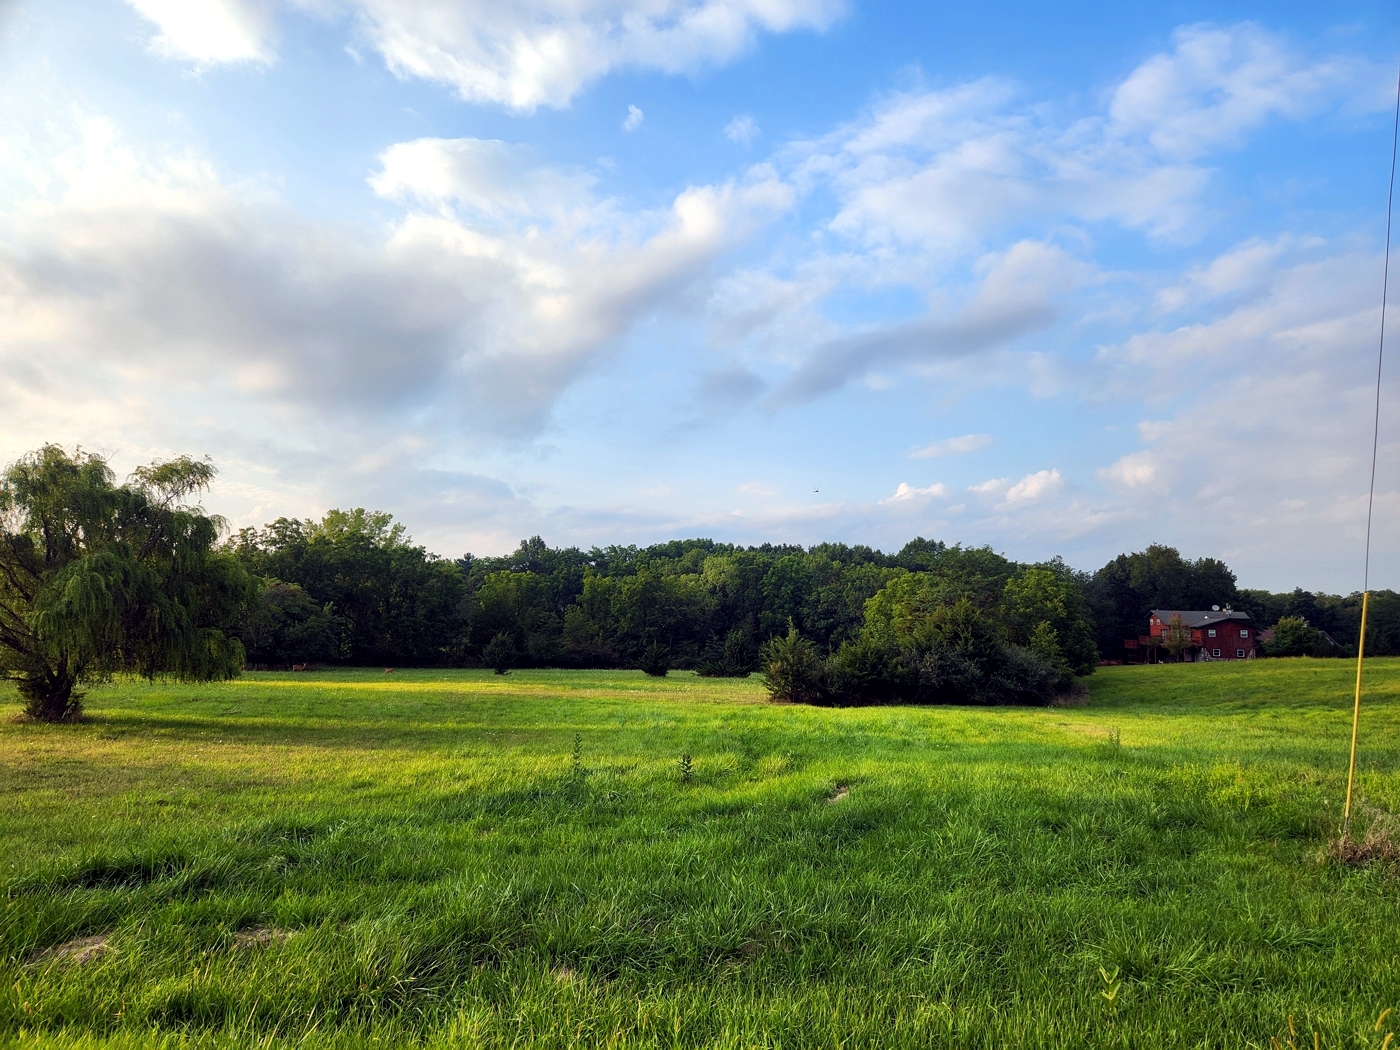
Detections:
[3, 660, 1399, 1048]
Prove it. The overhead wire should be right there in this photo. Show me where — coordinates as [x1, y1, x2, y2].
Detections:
[1342, 56, 1400, 838]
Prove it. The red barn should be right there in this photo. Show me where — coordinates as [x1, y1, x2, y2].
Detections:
[1136, 608, 1261, 662]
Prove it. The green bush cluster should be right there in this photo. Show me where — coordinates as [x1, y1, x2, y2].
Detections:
[761, 560, 1100, 706]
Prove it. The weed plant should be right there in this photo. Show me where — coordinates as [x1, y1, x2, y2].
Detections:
[2, 660, 1399, 1047]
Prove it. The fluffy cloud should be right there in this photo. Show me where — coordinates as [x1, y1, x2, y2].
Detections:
[354, 0, 845, 110]
[725, 115, 759, 145]
[1090, 240, 1398, 585]
[764, 240, 1085, 405]
[789, 25, 1385, 252]
[130, 0, 844, 109]
[368, 137, 595, 220]
[0, 114, 793, 541]
[909, 433, 991, 458]
[879, 481, 951, 504]
[1003, 468, 1064, 504]
[126, 0, 276, 65]
[1105, 23, 1379, 161]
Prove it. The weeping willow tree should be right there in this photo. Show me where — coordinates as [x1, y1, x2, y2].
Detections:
[0, 446, 254, 722]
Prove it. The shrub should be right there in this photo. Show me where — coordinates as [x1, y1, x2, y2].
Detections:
[910, 642, 987, 705]
[696, 628, 754, 677]
[989, 644, 1060, 705]
[483, 632, 517, 674]
[1265, 616, 1338, 658]
[825, 636, 915, 705]
[760, 625, 827, 704]
[639, 642, 670, 677]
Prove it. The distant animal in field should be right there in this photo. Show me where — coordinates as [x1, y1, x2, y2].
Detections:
[292, 663, 306, 672]
[385, 667, 394, 674]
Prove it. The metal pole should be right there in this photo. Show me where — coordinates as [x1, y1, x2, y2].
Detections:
[1342, 591, 1371, 837]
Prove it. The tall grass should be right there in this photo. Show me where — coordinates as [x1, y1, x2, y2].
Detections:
[2, 661, 1398, 1047]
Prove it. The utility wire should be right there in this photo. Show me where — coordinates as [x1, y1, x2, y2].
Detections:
[1343, 57, 1400, 838]
[1365, 60, 1400, 593]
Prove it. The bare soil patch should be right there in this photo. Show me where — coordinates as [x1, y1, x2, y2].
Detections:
[233, 927, 292, 948]
[27, 934, 110, 966]
[828, 784, 850, 803]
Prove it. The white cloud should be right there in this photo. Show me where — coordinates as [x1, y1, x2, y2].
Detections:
[1096, 451, 1158, 489]
[790, 25, 1385, 252]
[1003, 469, 1064, 503]
[969, 478, 1007, 495]
[1085, 240, 1400, 587]
[1105, 23, 1377, 161]
[623, 104, 645, 132]
[908, 433, 991, 458]
[764, 239, 1087, 405]
[725, 114, 759, 145]
[126, 0, 277, 65]
[879, 481, 951, 504]
[737, 481, 777, 496]
[369, 137, 595, 220]
[346, 0, 846, 111]
[0, 113, 793, 467]
[1153, 235, 1316, 312]
[122, 0, 846, 107]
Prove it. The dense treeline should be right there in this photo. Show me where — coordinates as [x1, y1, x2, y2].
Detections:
[224, 511, 1400, 687]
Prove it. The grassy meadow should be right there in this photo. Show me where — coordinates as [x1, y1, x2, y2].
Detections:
[2, 660, 1399, 1048]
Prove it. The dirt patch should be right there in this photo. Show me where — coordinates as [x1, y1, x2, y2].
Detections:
[828, 784, 850, 804]
[1328, 808, 1400, 867]
[233, 927, 292, 948]
[27, 934, 110, 966]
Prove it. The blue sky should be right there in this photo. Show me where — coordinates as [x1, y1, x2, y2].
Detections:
[1, 0, 1397, 590]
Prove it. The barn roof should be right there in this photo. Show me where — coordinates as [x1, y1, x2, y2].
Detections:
[1151, 609, 1254, 628]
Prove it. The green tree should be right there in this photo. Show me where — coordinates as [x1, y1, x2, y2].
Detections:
[760, 625, 826, 704]
[1161, 614, 1194, 662]
[483, 631, 517, 674]
[1263, 616, 1338, 658]
[1087, 545, 1238, 659]
[0, 446, 252, 722]
[638, 642, 670, 677]
[227, 509, 466, 666]
[237, 580, 345, 666]
[1001, 564, 1098, 680]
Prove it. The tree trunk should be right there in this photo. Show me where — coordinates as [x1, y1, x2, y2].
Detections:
[21, 672, 81, 722]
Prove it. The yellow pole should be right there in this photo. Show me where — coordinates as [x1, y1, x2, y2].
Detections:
[1342, 591, 1371, 837]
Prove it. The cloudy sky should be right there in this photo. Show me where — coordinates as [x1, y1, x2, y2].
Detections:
[1, 0, 1397, 590]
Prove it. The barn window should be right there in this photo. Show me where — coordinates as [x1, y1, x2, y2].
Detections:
[1236, 649, 1246, 658]
[1240, 629, 1249, 638]
[1207, 628, 1216, 637]
[1212, 648, 1221, 657]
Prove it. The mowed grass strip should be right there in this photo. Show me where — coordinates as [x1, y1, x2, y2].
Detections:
[2, 662, 1398, 1048]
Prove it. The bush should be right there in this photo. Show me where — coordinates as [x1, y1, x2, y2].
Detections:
[696, 628, 754, 677]
[1265, 616, 1339, 658]
[825, 636, 915, 705]
[989, 644, 1060, 705]
[483, 632, 517, 674]
[909, 642, 987, 705]
[639, 642, 670, 677]
[760, 626, 827, 704]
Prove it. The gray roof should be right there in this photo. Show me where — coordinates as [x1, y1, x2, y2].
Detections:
[1151, 609, 1254, 629]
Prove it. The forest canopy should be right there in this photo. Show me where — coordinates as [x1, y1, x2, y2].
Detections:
[224, 513, 1400, 676]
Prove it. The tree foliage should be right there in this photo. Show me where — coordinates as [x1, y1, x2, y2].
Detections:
[227, 509, 467, 667]
[0, 446, 252, 721]
[482, 631, 517, 674]
[1084, 544, 1238, 659]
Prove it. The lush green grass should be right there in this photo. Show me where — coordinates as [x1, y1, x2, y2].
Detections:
[3, 660, 1399, 1048]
